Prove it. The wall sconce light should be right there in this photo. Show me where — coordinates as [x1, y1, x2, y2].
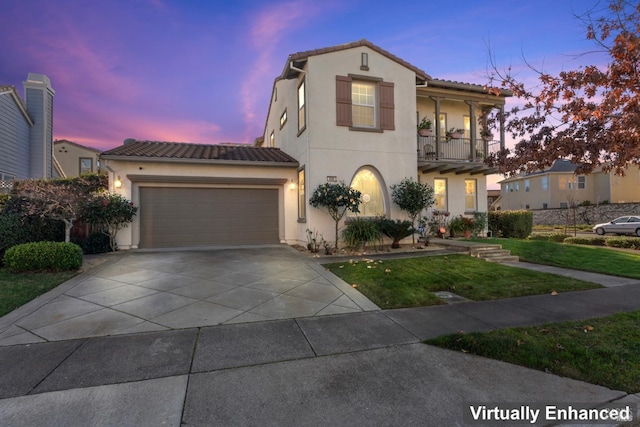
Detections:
[289, 179, 296, 190]
[114, 176, 123, 188]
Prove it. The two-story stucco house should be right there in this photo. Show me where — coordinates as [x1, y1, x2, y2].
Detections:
[0, 73, 55, 189]
[258, 39, 511, 246]
[499, 159, 640, 210]
[104, 40, 511, 249]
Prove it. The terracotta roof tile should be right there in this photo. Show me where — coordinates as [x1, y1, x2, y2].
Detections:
[101, 140, 298, 164]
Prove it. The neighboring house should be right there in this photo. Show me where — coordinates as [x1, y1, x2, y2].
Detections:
[104, 39, 511, 249]
[0, 73, 55, 189]
[487, 189, 501, 211]
[499, 159, 640, 210]
[54, 139, 102, 177]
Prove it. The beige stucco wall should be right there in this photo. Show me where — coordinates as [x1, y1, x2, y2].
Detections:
[54, 142, 100, 177]
[266, 46, 422, 247]
[102, 158, 297, 249]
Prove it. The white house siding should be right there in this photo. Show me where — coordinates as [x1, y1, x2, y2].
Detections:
[102, 159, 297, 249]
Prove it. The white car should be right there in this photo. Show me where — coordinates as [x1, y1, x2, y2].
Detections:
[593, 216, 640, 237]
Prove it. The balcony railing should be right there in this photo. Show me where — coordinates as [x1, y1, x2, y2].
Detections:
[417, 135, 501, 163]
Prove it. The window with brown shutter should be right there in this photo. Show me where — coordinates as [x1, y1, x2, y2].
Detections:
[336, 76, 352, 127]
[335, 75, 394, 131]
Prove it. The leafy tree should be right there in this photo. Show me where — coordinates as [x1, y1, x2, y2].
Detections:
[309, 182, 361, 251]
[486, 0, 640, 176]
[390, 178, 435, 244]
[13, 178, 94, 243]
[84, 193, 138, 252]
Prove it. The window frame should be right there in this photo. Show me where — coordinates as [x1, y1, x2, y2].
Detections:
[269, 131, 275, 148]
[434, 178, 448, 212]
[336, 74, 394, 132]
[280, 109, 287, 129]
[464, 179, 477, 212]
[351, 81, 376, 129]
[541, 176, 548, 191]
[297, 167, 306, 222]
[79, 157, 93, 174]
[297, 78, 306, 135]
[347, 167, 386, 218]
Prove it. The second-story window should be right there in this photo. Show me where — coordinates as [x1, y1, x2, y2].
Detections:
[280, 109, 287, 129]
[298, 79, 306, 133]
[269, 131, 275, 147]
[352, 82, 375, 128]
[336, 75, 394, 131]
[79, 158, 92, 174]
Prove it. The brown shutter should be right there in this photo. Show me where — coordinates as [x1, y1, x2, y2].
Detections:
[336, 75, 352, 127]
[379, 81, 395, 130]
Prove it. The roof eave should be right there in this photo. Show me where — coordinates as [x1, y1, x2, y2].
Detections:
[99, 155, 299, 168]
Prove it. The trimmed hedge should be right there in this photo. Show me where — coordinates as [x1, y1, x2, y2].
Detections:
[528, 233, 570, 242]
[489, 210, 533, 239]
[0, 211, 64, 265]
[605, 237, 640, 250]
[564, 236, 607, 246]
[3, 242, 83, 272]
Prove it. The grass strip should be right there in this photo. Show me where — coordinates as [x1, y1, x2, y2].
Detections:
[324, 254, 600, 309]
[0, 269, 76, 317]
[426, 310, 640, 393]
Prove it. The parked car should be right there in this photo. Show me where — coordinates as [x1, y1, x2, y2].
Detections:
[593, 216, 640, 236]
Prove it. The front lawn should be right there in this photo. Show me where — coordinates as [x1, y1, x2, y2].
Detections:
[426, 310, 640, 393]
[324, 254, 600, 309]
[0, 269, 76, 317]
[482, 238, 640, 279]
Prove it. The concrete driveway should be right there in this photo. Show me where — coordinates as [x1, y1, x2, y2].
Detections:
[0, 245, 378, 345]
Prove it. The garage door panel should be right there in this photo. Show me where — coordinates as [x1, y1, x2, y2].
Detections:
[140, 187, 278, 248]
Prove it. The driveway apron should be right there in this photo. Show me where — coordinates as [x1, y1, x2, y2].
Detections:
[0, 245, 378, 345]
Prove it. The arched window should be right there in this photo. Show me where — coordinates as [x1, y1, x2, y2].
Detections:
[348, 168, 385, 217]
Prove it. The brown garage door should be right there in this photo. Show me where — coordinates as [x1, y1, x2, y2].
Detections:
[139, 187, 279, 248]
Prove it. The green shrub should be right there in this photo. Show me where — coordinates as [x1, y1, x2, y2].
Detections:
[81, 232, 112, 254]
[528, 233, 570, 242]
[0, 209, 64, 265]
[564, 236, 607, 246]
[605, 237, 640, 250]
[377, 219, 413, 248]
[489, 210, 532, 238]
[342, 217, 383, 250]
[3, 241, 83, 272]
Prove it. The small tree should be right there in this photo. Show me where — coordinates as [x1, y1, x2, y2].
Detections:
[390, 178, 435, 244]
[14, 178, 90, 243]
[84, 193, 138, 252]
[309, 182, 361, 251]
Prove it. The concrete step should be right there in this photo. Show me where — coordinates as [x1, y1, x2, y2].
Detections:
[470, 246, 519, 263]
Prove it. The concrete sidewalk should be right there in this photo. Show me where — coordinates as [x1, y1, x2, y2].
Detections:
[2, 282, 640, 425]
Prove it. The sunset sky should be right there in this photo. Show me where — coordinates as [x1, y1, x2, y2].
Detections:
[2, 0, 607, 179]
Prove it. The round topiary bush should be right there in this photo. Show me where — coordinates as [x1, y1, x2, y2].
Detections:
[3, 241, 83, 272]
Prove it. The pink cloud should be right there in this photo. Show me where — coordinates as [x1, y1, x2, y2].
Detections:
[239, 0, 336, 142]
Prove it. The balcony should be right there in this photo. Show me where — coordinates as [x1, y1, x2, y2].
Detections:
[417, 135, 501, 175]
